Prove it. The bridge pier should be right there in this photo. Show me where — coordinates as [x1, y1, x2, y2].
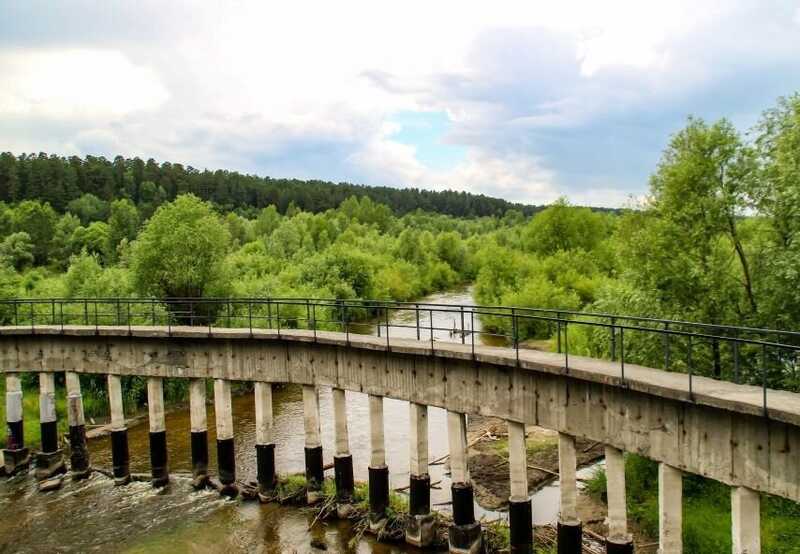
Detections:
[659, 463, 683, 554]
[605, 445, 633, 553]
[557, 432, 582, 554]
[35, 372, 65, 481]
[332, 387, 354, 517]
[214, 378, 237, 497]
[255, 381, 276, 500]
[189, 378, 209, 488]
[508, 420, 532, 554]
[406, 401, 435, 547]
[447, 410, 482, 554]
[302, 384, 323, 504]
[368, 394, 389, 532]
[732, 486, 760, 554]
[107, 374, 130, 485]
[147, 377, 169, 487]
[66, 372, 90, 480]
[4, 373, 29, 475]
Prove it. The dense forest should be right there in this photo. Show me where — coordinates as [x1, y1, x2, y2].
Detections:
[0, 152, 554, 219]
[0, 93, 799, 551]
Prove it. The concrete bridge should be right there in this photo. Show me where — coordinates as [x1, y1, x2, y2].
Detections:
[1, 300, 799, 553]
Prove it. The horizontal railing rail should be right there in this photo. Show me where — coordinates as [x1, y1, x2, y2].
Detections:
[1, 297, 798, 416]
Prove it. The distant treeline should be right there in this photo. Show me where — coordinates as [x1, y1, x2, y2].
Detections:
[0, 152, 583, 218]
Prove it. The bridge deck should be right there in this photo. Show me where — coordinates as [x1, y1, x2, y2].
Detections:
[1, 324, 797, 427]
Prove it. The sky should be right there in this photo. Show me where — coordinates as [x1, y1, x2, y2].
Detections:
[1, 1, 799, 208]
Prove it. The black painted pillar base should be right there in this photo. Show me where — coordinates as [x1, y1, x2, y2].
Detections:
[448, 482, 483, 553]
[334, 454, 354, 516]
[149, 430, 169, 487]
[256, 443, 276, 495]
[190, 430, 209, 489]
[40, 420, 59, 455]
[111, 429, 130, 485]
[68, 425, 91, 480]
[304, 445, 323, 504]
[3, 447, 31, 476]
[557, 519, 582, 554]
[509, 498, 533, 554]
[606, 535, 634, 554]
[409, 473, 431, 516]
[35, 449, 66, 481]
[368, 465, 389, 531]
[217, 437, 238, 498]
[405, 473, 435, 547]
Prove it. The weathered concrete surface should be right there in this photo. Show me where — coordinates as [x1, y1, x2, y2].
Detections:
[1, 325, 799, 502]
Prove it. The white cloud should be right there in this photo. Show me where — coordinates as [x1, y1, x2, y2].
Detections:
[1, 0, 799, 208]
[0, 49, 168, 119]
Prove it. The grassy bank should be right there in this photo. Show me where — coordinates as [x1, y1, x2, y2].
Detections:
[586, 454, 800, 553]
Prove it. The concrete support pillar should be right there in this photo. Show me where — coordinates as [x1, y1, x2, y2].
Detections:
[406, 401, 435, 547]
[605, 445, 633, 553]
[332, 388, 354, 516]
[4, 373, 30, 475]
[189, 378, 209, 488]
[557, 432, 581, 554]
[255, 381, 276, 499]
[35, 372, 65, 481]
[508, 420, 532, 554]
[302, 384, 323, 503]
[368, 394, 389, 532]
[214, 378, 237, 497]
[147, 377, 168, 487]
[732, 486, 760, 554]
[658, 463, 683, 554]
[66, 372, 90, 479]
[447, 410, 482, 553]
[107, 374, 130, 485]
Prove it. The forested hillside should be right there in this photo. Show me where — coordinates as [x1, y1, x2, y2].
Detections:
[0, 152, 548, 218]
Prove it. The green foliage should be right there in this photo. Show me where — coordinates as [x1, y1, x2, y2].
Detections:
[0, 232, 34, 270]
[68, 193, 109, 225]
[107, 198, 140, 262]
[522, 197, 611, 255]
[131, 194, 231, 298]
[13, 200, 56, 264]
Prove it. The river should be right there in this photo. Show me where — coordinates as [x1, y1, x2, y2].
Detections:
[0, 287, 599, 553]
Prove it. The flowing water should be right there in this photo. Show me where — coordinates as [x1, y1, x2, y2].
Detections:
[0, 287, 599, 553]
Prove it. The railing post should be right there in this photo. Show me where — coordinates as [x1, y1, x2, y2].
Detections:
[460, 306, 465, 345]
[611, 316, 617, 361]
[416, 304, 420, 340]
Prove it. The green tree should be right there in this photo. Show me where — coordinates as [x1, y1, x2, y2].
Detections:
[254, 205, 281, 237]
[0, 232, 34, 270]
[13, 200, 57, 264]
[522, 198, 609, 255]
[131, 194, 231, 298]
[107, 199, 140, 262]
[67, 193, 109, 225]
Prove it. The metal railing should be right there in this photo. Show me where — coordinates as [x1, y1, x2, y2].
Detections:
[1, 297, 798, 416]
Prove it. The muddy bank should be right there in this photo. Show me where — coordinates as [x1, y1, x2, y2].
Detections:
[466, 415, 604, 510]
